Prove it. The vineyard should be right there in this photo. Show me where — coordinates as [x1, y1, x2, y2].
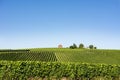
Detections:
[0, 48, 120, 79]
[0, 51, 57, 61]
[0, 61, 120, 80]
[0, 48, 120, 64]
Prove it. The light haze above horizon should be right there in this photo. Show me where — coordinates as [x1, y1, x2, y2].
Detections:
[0, 0, 120, 49]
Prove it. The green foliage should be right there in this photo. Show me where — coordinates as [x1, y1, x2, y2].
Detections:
[73, 43, 77, 48]
[69, 43, 77, 49]
[79, 43, 84, 49]
[0, 61, 120, 79]
[0, 49, 120, 79]
[94, 47, 97, 49]
[69, 45, 74, 49]
[0, 49, 120, 64]
[0, 51, 57, 61]
[89, 45, 94, 49]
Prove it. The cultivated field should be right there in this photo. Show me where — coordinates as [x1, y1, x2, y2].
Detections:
[0, 48, 120, 80]
[0, 48, 120, 64]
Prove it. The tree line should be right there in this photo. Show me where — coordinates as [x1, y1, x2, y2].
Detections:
[69, 43, 97, 49]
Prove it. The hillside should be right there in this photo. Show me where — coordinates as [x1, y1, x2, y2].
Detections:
[0, 48, 120, 64]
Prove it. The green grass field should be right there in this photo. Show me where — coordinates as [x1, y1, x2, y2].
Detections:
[0, 48, 120, 64]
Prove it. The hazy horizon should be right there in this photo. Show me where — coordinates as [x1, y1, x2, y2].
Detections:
[0, 0, 120, 49]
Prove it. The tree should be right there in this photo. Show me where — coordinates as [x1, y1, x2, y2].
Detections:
[73, 43, 77, 49]
[79, 43, 84, 49]
[69, 45, 74, 49]
[89, 45, 94, 49]
[69, 43, 77, 49]
[94, 47, 97, 49]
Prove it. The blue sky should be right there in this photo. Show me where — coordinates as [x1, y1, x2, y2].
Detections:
[0, 0, 120, 49]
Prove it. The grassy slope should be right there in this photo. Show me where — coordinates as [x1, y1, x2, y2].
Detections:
[30, 48, 120, 64]
[0, 48, 120, 64]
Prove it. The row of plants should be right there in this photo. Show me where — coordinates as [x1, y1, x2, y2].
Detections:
[0, 49, 30, 52]
[0, 51, 57, 61]
[0, 61, 120, 80]
[0, 49, 120, 64]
